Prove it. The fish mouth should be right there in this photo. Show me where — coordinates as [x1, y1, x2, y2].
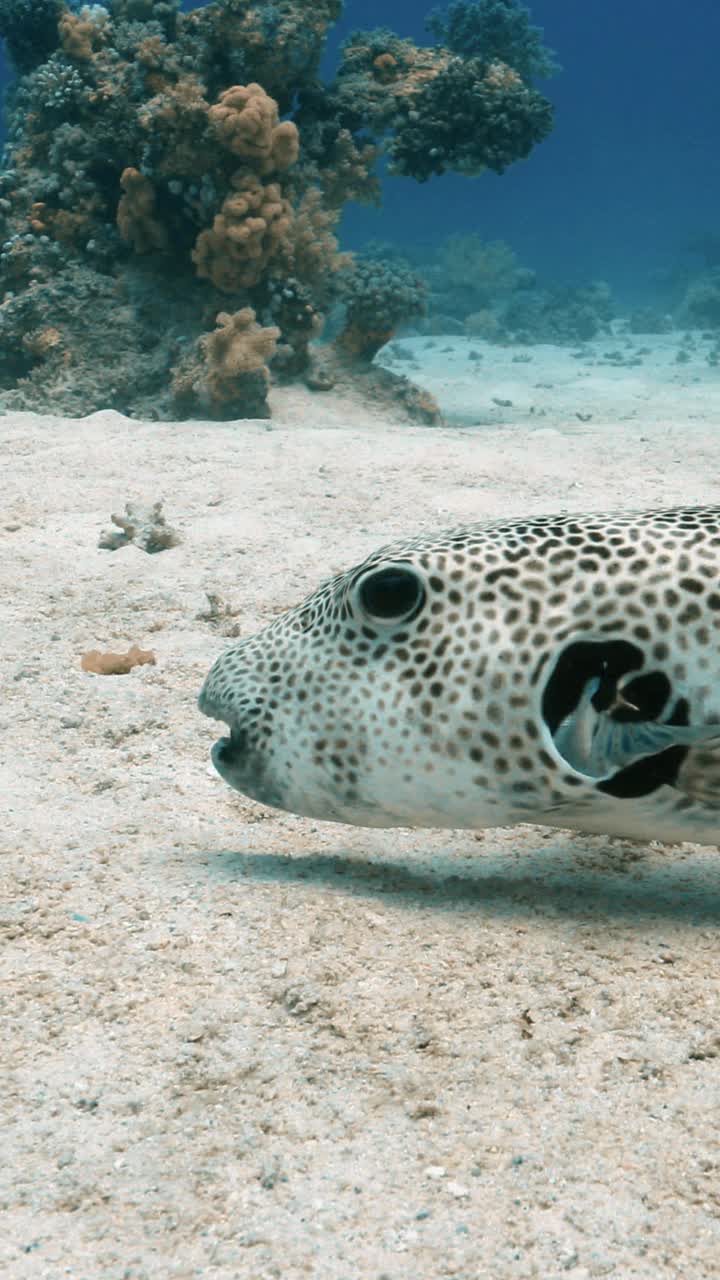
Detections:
[211, 725, 248, 770]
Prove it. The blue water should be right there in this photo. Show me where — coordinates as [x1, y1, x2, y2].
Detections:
[2, 1, 719, 300]
[334, 0, 720, 300]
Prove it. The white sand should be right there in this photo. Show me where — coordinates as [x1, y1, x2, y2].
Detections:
[3, 333, 720, 1278]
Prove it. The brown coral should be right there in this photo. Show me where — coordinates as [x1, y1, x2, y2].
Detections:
[117, 168, 168, 254]
[316, 130, 381, 209]
[138, 75, 212, 177]
[28, 199, 102, 248]
[22, 327, 63, 359]
[203, 308, 279, 408]
[336, 322, 397, 363]
[336, 38, 451, 126]
[277, 189, 349, 288]
[172, 307, 279, 419]
[484, 61, 525, 91]
[59, 12, 105, 62]
[372, 53, 399, 83]
[192, 171, 293, 291]
[208, 84, 299, 175]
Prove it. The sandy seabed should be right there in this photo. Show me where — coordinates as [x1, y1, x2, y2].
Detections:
[3, 332, 720, 1279]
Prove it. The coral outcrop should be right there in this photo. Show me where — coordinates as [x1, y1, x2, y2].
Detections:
[171, 306, 280, 419]
[681, 273, 720, 329]
[426, 0, 559, 84]
[0, 0, 555, 421]
[336, 257, 428, 362]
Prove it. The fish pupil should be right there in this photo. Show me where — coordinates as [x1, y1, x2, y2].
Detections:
[358, 567, 425, 621]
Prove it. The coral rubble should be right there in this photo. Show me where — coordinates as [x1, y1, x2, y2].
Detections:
[0, 0, 554, 420]
[98, 498, 181, 552]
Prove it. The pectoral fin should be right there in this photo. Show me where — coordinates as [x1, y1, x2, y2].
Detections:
[553, 679, 720, 781]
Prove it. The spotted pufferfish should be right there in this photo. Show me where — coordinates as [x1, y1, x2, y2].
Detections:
[199, 505, 720, 846]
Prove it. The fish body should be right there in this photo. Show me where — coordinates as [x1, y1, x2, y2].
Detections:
[199, 506, 720, 845]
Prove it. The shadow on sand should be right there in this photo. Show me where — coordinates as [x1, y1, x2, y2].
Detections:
[203, 840, 720, 926]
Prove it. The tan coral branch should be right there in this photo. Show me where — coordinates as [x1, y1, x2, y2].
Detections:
[202, 307, 280, 405]
[117, 167, 168, 254]
[208, 83, 299, 174]
[191, 171, 293, 291]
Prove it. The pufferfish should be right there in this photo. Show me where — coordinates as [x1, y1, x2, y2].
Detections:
[199, 505, 720, 846]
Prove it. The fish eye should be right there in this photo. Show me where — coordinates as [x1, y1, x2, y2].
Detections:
[354, 565, 425, 624]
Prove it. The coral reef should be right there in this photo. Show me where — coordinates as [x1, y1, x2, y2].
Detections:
[207, 83, 299, 173]
[117, 167, 168, 253]
[501, 281, 615, 344]
[429, 232, 531, 315]
[627, 307, 673, 335]
[0, 0, 554, 420]
[681, 272, 720, 329]
[335, 257, 427, 361]
[330, 29, 553, 183]
[417, 232, 614, 343]
[426, 0, 559, 84]
[0, 0, 64, 73]
[191, 172, 294, 292]
[386, 55, 553, 181]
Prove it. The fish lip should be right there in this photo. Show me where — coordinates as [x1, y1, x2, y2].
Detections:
[211, 725, 248, 769]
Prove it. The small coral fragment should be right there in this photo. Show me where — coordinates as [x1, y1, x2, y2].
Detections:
[81, 645, 157, 676]
[98, 501, 181, 553]
[196, 592, 242, 638]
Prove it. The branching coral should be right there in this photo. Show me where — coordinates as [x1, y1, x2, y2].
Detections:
[0, 0, 555, 420]
[184, 0, 342, 110]
[117, 167, 168, 253]
[682, 273, 720, 328]
[426, 0, 559, 83]
[502, 281, 614, 343]
[98, 499, 181, 552]
[138, 75, 214, 179]
[329, 25, 552, 181]
[336, 258, 427, 362]
[434, 232, 526, 306]
[59, 9, 108, 62]
[388, 55, 553, 180]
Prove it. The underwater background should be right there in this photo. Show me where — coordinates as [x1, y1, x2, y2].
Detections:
[0, 0, 719, 420]
[326, 0, 720, 302]
[3, 0, 718, 300]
